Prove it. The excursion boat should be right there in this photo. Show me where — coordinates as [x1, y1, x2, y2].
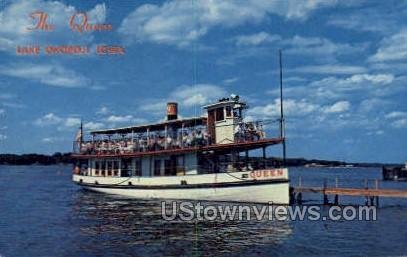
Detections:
[382, 162, 407, 181]
[72, 95, 289, 204]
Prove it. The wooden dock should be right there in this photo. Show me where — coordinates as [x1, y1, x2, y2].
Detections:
[290, 178, 407, 206]
[292, 187, 407, 198]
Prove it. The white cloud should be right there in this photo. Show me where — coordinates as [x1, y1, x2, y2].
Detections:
[346, 74, 394, 84]
[358, 98, 389, 113]
[0, 134, 7, 140]
[283, 35, 365, 57]
[0, 109, 5, 115]
[84, 121, 105, 130]
[42, 137, 58, 143]
[139, 84, 227, 117]
[290, 64, 367, 75]
[328, 6, 402, 34]
[34, 113, 63, 126]
[0, 0, 106, 52]
[0, 93, 14, 100]
[2, 102, 26, 109]
[235, 32, 281, 46]
[369, 29, 407, 62]
[309, 73, 394, 95]
[105, 115, 146, 125]
[248, 98, 320, 118]
[385, 111, 407, 129]
[385, 111, 407, 119]
[139, 102, 166, 114]
[119, 0, 337, 47]
[34, 113, 82, 131]
[391, 118, 407, 128]
[323, 101, 350, 114]
[106, 115, 134, 123]
[64, 117, 81, 128]
[170, 84, 227, 107]
[270, 73, 397, 106]
[366, 130, 384, 136]
[96, 106, 110, 115]
[0, 63, 90, 88]
[35, 113, 107, 131]
[222, 77, 239, 84]
[223, 34, 365, 65]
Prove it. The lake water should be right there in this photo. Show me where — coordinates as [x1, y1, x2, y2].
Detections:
[0, 165, 406, 257]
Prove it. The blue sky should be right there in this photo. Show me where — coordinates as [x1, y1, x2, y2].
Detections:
[0, 0, 406, 163]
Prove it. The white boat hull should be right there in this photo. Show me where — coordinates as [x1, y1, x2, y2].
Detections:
[82, 182, 289, 204]
[73, 169, 290, 204]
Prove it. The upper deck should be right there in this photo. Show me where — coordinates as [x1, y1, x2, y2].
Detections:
[72, 96, 284, 158]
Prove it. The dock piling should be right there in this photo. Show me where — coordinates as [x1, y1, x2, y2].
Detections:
[334, 194, 339, 205]
[364, 179, 369, 205]
[323, 178, 329, 205]
[375, 179, 379, 207]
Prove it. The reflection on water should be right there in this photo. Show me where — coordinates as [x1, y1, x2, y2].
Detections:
[71, 191, 292, 256]
[0, 165, 406, 257]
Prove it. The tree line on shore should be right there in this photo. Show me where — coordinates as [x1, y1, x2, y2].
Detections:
[0, 153, 394, 167]
[0, 153, 74, 165]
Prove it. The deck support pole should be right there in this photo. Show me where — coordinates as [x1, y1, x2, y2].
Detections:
[147, 128, 150, 149]
[181, 123, 184, 148]
[245, 150, 249, 170]
[164, 125, 168, 149]
[262, 147, 266, 168]
[375, 196, 379, 208]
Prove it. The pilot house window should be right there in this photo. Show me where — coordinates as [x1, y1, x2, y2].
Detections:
[225, 106, 232, 117]
[215, 107, 224, 121]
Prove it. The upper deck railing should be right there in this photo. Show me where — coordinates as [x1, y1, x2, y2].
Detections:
[73, 120, 281, 155]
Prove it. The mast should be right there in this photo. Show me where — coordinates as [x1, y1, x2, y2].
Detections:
[279, 50, 286, 164]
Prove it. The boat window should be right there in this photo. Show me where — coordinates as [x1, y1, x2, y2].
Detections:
[107, 161, 112, 176]
[215, 107, 224, 121]
[121, 159, 129, 177]
[113, 161, 119, 176]
[233, 109, 240, 118]
[176, 155, 184, 167]
[101, 161, 106, 176]
[95, 161, 100, 175]
[154, 160, 161, 176]
[165, 159, 174, 176]
[134, 159, 141, 176]
[226, 106, 232, 118]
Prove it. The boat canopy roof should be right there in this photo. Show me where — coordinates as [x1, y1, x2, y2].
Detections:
[90, 116, 207, 135]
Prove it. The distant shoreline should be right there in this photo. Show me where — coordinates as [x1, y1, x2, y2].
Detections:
[0, 153, 401, 167]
